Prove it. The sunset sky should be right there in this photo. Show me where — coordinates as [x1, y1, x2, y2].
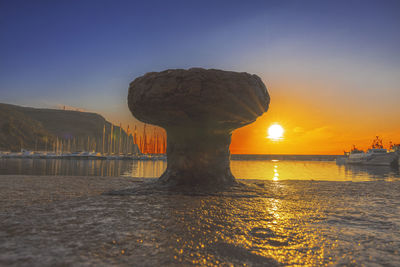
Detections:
[1, 0, 399, 154]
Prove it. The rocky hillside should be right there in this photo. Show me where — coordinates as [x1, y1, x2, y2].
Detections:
[0, 103, 136, 152]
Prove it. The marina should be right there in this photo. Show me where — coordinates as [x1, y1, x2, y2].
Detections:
[0, 150, 165, 161]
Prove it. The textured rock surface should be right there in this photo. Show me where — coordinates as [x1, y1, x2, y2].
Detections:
[128, 68, 270, 188]
[2, 176, 400, 266]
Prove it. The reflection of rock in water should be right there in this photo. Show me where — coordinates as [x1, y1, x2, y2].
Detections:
[344, 164, 400, 178]
[2, 176, 400, 266]
[128, 68, 270, 189]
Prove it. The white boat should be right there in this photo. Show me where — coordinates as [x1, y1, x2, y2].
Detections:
[344, 137, 398, 166]
[345, 148, 365, 164]
[390, 144, 400, 167]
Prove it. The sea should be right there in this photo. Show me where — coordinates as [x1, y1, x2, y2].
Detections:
[1, 158, 399, 266]
[1, 158, 400, 182]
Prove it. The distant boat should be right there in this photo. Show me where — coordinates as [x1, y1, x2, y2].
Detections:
[344, 147, 365, 164]
[341, 137, 399, 167]
[348, 148, 397, 166]
[390, 144, 400, 167]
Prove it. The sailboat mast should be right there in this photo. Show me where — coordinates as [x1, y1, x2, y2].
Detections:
[119, 123, 122, 155]
[102, 124, 105, 155]
[110, 124, 113, 155]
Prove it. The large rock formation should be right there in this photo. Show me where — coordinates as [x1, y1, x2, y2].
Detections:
[128, 68, 269, 188]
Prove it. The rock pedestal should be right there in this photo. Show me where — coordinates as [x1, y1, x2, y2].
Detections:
[159, 127, 234, 187]
[128, 68, 270, 188]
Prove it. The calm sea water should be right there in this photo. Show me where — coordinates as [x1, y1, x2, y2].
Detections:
[1, 158, 399, 181]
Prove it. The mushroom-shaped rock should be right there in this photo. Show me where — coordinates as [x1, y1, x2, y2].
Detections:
[128, 68, 270, 188]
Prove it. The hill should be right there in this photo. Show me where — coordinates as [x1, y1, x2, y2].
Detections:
[0, 103, 138, 153]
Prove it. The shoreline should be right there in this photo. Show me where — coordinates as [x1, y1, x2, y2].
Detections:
[0, 153, 166, 161]
[0, 153, 341, 161]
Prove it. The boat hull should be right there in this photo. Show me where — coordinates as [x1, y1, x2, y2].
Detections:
[345, 152, 398, 166]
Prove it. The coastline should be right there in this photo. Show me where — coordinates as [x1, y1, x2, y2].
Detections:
[0, 152, 341, 161]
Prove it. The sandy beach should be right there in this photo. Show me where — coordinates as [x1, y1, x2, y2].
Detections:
[1, 175, 400, 266]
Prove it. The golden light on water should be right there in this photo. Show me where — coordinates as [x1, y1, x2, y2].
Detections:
[267, 124, 284, 141]
[273, 164, 279, 181]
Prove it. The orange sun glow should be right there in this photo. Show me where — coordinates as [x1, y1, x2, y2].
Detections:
[267, 124, 284, 141]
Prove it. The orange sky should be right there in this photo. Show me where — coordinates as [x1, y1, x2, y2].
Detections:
[230, 77, 400, 155]
[114, 80, 399, 155]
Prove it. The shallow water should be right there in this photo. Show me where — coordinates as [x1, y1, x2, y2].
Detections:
[1, 158, 400, 181]
[0, 158, 165, 177]
[0, 176, 399, 266]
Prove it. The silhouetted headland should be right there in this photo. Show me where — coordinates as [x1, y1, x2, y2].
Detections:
[0, 103, 138, 154]
[128, 68, 270, 189]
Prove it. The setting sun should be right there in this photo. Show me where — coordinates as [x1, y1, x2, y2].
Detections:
[268, 124, 284, 141]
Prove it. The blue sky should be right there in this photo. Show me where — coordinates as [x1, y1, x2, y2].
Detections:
[1, 0, 400, 152]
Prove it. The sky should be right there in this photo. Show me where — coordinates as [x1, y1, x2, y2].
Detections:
[1, 0, 399, 154]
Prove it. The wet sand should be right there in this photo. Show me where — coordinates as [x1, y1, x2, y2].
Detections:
[1, 175, 400, 266]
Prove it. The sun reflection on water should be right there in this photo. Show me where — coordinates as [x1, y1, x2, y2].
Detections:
[273, 163, 279, 181]
[156, 181, 340, 266]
